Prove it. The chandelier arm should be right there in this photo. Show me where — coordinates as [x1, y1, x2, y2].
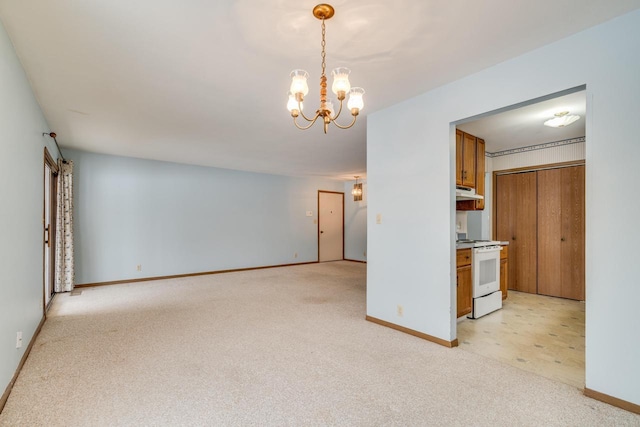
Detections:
[330, 114, 358, 130]
[332, 98, 344, 121]
[298, 104, 317, 122]
[294, 113, 322, 130]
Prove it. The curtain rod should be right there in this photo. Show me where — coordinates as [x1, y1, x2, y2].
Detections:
[43, 132, 67, 163]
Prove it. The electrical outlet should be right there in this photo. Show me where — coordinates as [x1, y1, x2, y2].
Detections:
[397, 305, 404, 317]
[376, 214, 382, 224]
[16, 331, 22, 349]
[136, 264, 142, 271]
[294, 252, 298, 258]
[363, 251, 366, 257]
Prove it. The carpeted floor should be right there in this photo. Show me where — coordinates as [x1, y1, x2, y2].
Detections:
[1, 261, 638, 426]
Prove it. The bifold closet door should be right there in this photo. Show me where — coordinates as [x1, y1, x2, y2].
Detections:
[495, 172, 537, 294]
[537, 165, 585, 300]
[538, 168, 563, 297]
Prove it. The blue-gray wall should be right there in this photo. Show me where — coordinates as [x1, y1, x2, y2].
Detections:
[66, 149, 367, 284]
[0, 21, 59, 397]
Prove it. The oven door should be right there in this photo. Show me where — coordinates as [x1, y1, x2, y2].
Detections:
[472, 246, 501, 297]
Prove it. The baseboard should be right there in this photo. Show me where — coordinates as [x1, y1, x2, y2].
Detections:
[0, 315, 46, 414]
[344, 258, 367, 263]
[76, 261, 320, 288]
[365, 315, 458, 348]
[584, 387, 640, 415]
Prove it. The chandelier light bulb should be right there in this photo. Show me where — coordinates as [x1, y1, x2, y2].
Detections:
[325, 99, 335, 118]
[331, 67, 351, 99]
[347, 87, 365, 112]
[289, 70, 309, 97]
[287, 92, 302, 115]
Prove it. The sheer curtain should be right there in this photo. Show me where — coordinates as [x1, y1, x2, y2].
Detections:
[55, 159, 74, 292]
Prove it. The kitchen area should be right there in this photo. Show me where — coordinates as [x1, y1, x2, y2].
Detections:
[453, 89, 586, 389]
[454, 129, 508, 321]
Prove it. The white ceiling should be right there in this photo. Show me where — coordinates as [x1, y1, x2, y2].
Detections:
[458, 90, 586, 153]
[1, 1, 639, 179]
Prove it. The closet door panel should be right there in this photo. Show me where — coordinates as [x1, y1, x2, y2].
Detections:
[514, 172, 538, 294]
[537, 168, 562, 297]
[561, 165, 585, 300]
[495, 174, 517, 290]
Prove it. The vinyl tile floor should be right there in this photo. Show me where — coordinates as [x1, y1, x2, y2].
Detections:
[457, 290, 585, 389]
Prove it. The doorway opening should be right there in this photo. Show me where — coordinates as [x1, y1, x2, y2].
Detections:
[318, 191, 344, 262]
[43, 148, 58, 312]
[453, 86, 586, 389]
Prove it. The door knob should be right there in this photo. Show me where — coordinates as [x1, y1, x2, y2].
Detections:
[561, 237, 565, 241]
[512, 236, 516, 241]
[320, 230, 324, 234]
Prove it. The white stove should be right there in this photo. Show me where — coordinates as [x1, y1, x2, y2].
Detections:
[458, 240, 503, 319]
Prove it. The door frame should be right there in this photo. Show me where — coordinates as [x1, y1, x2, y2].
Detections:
[43, 147, 58, 312]
[317, 190, 345, 262]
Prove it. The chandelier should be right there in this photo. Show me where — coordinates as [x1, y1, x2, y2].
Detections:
[287, 4, 365, 134]
[352, 176, 363, 201]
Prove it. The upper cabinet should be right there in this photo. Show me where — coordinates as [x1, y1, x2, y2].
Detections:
[456, 130, 477, 188]
[456, 130, 485, 211]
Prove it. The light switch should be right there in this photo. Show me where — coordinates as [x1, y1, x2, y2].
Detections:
[306, 211, 313, 217]
[376, 214, 382, 224]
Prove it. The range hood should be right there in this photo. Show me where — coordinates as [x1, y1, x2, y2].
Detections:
[456, 187, 484, 201]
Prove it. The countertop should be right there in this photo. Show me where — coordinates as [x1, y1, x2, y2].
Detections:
[456, 241, 509, 250]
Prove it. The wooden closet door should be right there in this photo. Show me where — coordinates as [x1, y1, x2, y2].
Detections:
[495, 174, 517, 290]
[514, 172, 538, 294]
[561, 165, 585, 300]
[538, 168, 562, 297]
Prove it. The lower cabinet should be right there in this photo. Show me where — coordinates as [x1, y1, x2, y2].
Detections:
[456, 249, 472, 318]
[500, 246, 508, 300]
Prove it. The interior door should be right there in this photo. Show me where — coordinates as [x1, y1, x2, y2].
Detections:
[318, 191, 344, 262]
[43, 149, 57, 311]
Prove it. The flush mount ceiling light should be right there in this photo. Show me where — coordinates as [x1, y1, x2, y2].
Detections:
[543, 111, 581, 128]
[287, 4, 365, 134]
[352, 176, 363, 201]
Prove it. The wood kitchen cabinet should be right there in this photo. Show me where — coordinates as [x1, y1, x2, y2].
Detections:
[456, 130, 477, 189]
[500, 245, 508, 300]
[456, 248, 472, 318]
[457, 136, 485, 211]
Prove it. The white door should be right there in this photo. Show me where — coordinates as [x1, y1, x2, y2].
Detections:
[318, 191, 344, 262]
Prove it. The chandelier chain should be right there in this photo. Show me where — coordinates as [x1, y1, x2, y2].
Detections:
[321, 18, 326, 78]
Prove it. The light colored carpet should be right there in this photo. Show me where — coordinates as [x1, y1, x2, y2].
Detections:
[1, 261, 638, 426]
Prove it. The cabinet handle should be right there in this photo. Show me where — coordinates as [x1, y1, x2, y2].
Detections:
[512, 236, 516, 241]
[456, 275, 459, 286]
[561, 237, 565, 241]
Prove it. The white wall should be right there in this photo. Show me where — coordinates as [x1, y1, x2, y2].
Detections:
[367, 10, 640, 405]
[66, 149, 355, 284]
[344, 179, 367, 262]
[0, 22, 59, 396]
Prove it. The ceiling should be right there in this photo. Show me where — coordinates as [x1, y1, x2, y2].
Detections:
[458, 90, 586, 153]
[1, 1, 639, 179]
